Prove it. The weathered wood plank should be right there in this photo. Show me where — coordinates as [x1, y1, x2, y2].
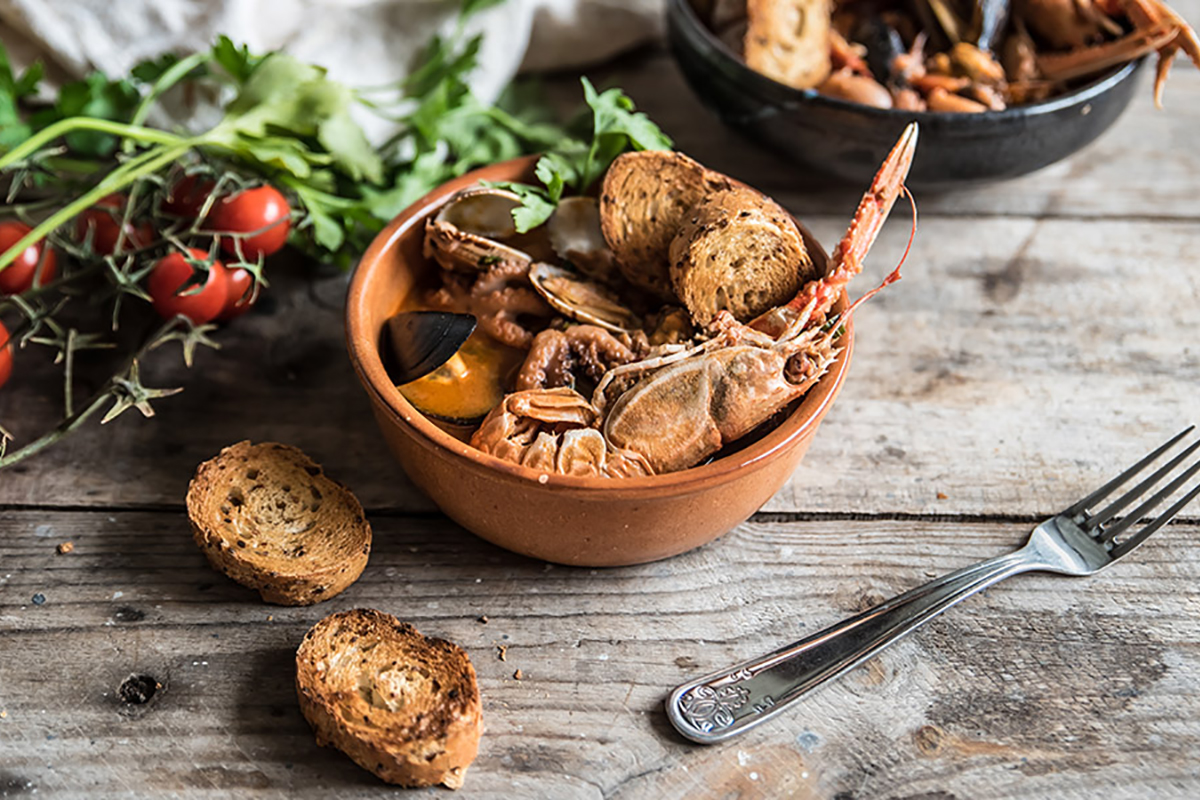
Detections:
[2, 511, 1198, 798]
[771, 214, 1200, 517]
[3, 215, 1195, 520]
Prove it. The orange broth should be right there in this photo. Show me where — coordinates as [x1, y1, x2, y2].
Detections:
[397, 330, 525, 423]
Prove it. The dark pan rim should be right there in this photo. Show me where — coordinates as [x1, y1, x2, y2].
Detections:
[669, 0, 1144, 125]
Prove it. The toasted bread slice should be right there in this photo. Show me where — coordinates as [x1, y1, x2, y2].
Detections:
[668, 187, 817, 326]
[599, 150, 733, 301]
[296, 609, 483, 789]
[744, 0, 833, 90]
[187, 441, 370, 605]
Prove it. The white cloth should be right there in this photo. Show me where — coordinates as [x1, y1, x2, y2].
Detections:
[0, 0, 664, 110]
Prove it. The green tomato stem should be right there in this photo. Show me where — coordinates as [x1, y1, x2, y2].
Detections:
[0, 118, 188, 171]
[0, 142, 199, 272]
[125, 52, 213, 146]
[0, 390, 111, 468]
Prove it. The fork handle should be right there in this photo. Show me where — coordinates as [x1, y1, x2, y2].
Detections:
[665, 547, 1042, 743]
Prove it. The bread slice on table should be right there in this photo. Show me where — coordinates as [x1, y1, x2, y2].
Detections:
[295, 609, 483, 789]
[668, 186, 819, 326]
[186, 441, 370, 605]
[599, 150, 733, 301]
[744, 0, 833, 90]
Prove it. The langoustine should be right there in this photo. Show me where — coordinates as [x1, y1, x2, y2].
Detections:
[471, 123, 919, 478]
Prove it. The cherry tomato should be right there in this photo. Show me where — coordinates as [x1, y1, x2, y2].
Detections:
[218, 267, 256, 321]
[147, 248, 230, 325]
[75, 194, 155, 256]
[0, 221, 57, 295]
[209, 186, 291, 260]
[0, 321, 12, 389]
[162, 175, 216, 219]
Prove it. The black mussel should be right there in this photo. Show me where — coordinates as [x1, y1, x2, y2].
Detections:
[380, 311, 477, 385]
[856, 17, 907, 86]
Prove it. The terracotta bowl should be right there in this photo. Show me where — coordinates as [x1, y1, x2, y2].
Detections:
[345, 156, 853, 567]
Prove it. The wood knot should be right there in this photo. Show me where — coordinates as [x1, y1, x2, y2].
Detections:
[112, 607, 145, 623]
[913, 724, 945, 757]
[118, 674, 160, 706]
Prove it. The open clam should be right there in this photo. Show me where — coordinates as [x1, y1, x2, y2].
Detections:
[546, 197, 619, 282]
[424, 187, 532, 273]
[529, 263, 642, 334]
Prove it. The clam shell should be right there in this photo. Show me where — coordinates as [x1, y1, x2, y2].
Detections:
[546, 197, 618, 282]
[437, 186, 522, 239]
[529, 263, 641, 333]
[425, 187, 532, 273]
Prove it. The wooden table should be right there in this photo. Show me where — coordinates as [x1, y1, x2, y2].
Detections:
[3, 20, 1200, 798]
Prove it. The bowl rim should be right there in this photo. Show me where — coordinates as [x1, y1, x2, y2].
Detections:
[667, 0, 1143, 123]
[345, 155, 855, 498]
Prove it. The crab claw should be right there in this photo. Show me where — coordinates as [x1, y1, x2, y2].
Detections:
[752, 122, 919, 338]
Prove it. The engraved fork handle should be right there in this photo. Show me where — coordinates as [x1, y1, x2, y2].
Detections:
[665, 546, 1046, 743]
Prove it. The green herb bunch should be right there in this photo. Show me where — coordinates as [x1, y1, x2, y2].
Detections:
[0, 0, 672, 469]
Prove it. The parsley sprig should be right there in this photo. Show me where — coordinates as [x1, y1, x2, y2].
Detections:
[488, 77, 673, 233]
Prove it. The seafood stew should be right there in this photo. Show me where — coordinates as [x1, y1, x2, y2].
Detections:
[378, 125, 919, 481]
[736, 0, 1199, 111]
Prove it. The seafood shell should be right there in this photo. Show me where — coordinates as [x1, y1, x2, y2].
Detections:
[529, 263, 641, 334]
[439, 186, 521, 238]
[546, 197, 618, 282]
[425, 187, 532, 273]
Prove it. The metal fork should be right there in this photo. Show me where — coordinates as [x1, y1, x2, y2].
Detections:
[666, 427, 1200, 744]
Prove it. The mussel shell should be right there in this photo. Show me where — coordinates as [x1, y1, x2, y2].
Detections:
[380, 311, 477, 385]
[971, 0, 1010, 53]
[855, 17, 906, 86]
[529, 263, 641, 333]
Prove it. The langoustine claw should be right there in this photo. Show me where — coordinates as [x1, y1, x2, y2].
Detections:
[1033, 0, 1200, 106]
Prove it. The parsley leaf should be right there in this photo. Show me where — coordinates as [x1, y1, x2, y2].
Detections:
[211, 35, 265, 84]
[486, 181, 558, 231]
[460, 0, 506, 17]
[496, 77, 671, 233]
[216, 53, 383, 183]
[578, 76, 672, 188]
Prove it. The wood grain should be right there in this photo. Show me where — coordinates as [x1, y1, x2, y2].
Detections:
[2, 511, 1197, 798]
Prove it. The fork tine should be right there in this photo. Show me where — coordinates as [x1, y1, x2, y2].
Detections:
[1110, 479, 1200, 559]
[1085, 438, 1200, 531]
[1098, 454, 1200, 544]
[1063, 426, 1196, 518]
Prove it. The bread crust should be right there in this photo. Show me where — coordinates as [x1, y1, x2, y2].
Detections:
[669, 187, 816, 326]
[295, 609, 483, 789]
[599, 150, 733, 301]
[186, 441, 370, 606]
[744, 0, 833, 90]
